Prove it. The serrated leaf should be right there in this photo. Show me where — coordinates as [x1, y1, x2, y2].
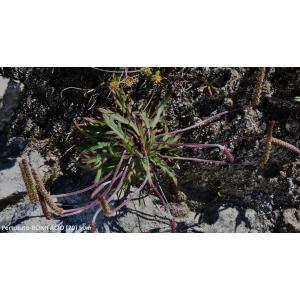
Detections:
[151, 156, 177, 185]
[103, 114, 129, 142]
[162, 133, 181, 144]
[140, 111, 151, 129]
[86, 142, 111, 152]
[150, 97, 169, 128]
[109, 112, 140, 135]
[95, 167, 103, 182]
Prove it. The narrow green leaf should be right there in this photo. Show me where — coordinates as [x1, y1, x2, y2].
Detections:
[103, 114, 129, 142]
[294, 96, 300, 102]
[151, 156, 177, 185]
[150, 97, 169, 128]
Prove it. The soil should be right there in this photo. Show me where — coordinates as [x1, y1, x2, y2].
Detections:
[1, 67, 300, 232]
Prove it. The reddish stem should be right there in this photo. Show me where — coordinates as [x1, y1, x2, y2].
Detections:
[156, 142, 234, 162]
[112, 177, 148, 213]
[160, 155, 228, 165]
[102, 151, 127, 198]
[52, 171, 113, 199]
[156, 104, 252, 139]
[148, 181, 172, 219]
[170, 218, 177, 233]
[107, 157, 133, 202]
[90, 171, 122, 200]
[62, 200, 98, 217]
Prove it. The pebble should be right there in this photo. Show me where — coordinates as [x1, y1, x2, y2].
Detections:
[285, 119, 299, 134]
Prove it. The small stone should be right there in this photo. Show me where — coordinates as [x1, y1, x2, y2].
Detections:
[285, 119, 299, 134]
[0, 77, 23, 131]
[280, 171, 286, 178]
[283, 208, 300, 232]
[170, 202, 190, 218]
[0, 158, 26, 206]
[10, 137, 26, 151]
[197, 207, 268, 233]
[224, 98, 234, 107]
[176, 190, 187, 203]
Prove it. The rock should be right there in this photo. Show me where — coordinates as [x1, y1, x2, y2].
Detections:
[0, 149, 47, 209]
[0, 198, 81, 233]
[0, 166, 276, 232]
[0, 175, 92, 233]
[170, 202, 190, 217]
[103, 194, 171, 233]
[0, 178, 173, 232]
[0, 76, 23, 131]
[224, 97, 234, 107]
[9, 137, 26, 152]
[0, 76, 9, 99]
[285, 119, 299, 134]
[176, 190, 188, 203]
[196, 206, 270, 233]
[0, 159, 26, 208]
[282, 208, 300, 232]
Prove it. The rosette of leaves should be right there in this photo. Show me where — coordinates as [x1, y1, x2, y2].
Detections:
[77, 83, 180, 189]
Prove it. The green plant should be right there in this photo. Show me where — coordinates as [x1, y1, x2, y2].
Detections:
[151, 70, 163, 84]
[293, 96, 300, 102]
[78, 85, 180, 188]
[200, 77, 220, 96]
[51, 79, 251, 232]
[19, 68, 300, 233]
[141, 67, 152, 77]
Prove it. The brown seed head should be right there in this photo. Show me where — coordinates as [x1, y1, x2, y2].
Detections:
[38, 191, 52, 220]
[260, 120, 275, 166]
[252, 67, 266, 107]
[18, 159, 39, 204]
[31, 168, 63, 216]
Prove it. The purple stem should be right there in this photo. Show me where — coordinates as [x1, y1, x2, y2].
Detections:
[161, 155, 259, 166]
[51, 171, 113, 199]
[149, 181, 172, 219]
[90, 171, 123, 200]
[170, 218, 177, 233]
[89, 159, 132, 232]
[63, 172, 126, 215]
[59, 180, 111, 211]
[107, 157, 133, 202]
[92, 207, 102, 225]
[102, 150, 127, 198]
[62, 161, 130, 218]
[160, 155, 228, 165]
[62, 200, 98, 217]
[271, 138, 300, 156]
[112, 177, 148, 213]
[62, 166, 128, 217]
[156, 105, 252, 139]
[155, 142, 234, 162]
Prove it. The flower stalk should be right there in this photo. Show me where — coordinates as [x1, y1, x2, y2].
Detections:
[18, 159, 39, 204]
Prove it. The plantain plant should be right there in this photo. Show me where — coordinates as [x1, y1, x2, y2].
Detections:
[50, 78, 244, 232]
[19, 68, 300, 232]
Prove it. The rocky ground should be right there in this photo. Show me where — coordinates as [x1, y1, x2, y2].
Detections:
[0, 67, 300, 233]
